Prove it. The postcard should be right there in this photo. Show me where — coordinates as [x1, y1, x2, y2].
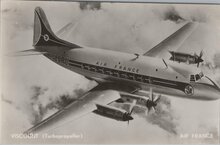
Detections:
[1, 0, 220, 144]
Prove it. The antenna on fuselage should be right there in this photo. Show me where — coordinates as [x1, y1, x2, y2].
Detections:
[162, 59, 168, 69]
[131, 53, 140, 61]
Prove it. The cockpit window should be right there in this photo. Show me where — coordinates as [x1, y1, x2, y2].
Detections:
[195, 74, 200, 81]
[190, 72, 204, 82]
[199, 72, 204, 78]
[190, 75, 195, 82]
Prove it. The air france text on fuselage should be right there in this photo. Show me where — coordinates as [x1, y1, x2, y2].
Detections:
[96, 61, 139, 73]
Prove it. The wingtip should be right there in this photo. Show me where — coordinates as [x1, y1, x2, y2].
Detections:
[34, 6, 43, 13]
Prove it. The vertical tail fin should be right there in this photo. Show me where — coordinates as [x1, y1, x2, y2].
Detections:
[33, 7, 81, 48]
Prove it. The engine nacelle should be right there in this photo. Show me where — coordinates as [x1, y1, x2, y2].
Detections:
[119, 90, 161, 112]
[169, 51, 203, 67]
[119, 92, 149, 107]
[169, 51, 195, 63]
[93, 104, 133, 121]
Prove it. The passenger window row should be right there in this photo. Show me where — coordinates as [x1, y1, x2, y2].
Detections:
[47, 55, 178, 89]
[68, 60, 178, 89]
[68, 60, 151, 84]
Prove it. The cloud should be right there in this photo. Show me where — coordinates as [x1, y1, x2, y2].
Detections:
[25, 85, 93, 125]
[79, 2, 102, 11]
[153, 6, 184, 23]
[143, 97, 179, 135]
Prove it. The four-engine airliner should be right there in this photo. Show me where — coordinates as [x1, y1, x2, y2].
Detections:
[17, 7, 220, 134]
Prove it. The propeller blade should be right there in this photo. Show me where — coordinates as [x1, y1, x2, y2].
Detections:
[194, 52, 198, 57]
[146, 89, 161, 114]
[154, 95, 161, 103]
[152, 107, 156, 112]
[129, 107, 134, 115]
[149, 88, 153, 101]
[147, 106, 155, 114]
[196, 50, 204, 67]
[153, 94, 157, 102]
[129, 100, 136, 114]
[147, 107, 151, 114]
[197, 62, 200, 67]
[153, 106, 157, 112]
[199, 50, 203, 58]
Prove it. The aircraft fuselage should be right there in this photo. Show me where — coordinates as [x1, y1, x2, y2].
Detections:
[39, 46, 220, 101]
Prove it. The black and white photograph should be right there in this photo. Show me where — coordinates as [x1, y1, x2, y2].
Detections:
[1, 0, 220, 144]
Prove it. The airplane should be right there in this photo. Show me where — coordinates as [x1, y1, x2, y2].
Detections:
[16, 7, 220, 134]
[169, 50, 204, 67]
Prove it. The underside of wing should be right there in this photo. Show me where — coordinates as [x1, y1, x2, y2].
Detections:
[23, 82, 141, 134]
[23, 84, 122, 134]
[143, 22, 198, 59]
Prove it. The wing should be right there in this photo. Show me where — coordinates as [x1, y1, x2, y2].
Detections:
[24, 83, 139, 134]
[143, 22, 198, 59]
[56, 22, 79, 40]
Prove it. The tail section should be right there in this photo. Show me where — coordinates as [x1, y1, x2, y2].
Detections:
[33, 7, 81, 48]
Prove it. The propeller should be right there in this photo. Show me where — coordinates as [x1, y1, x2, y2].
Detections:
[126, 100, 136, 125]
[195, 50, 204, 67]
[146, 88, 161, 113]
[127, 107, 134, 125]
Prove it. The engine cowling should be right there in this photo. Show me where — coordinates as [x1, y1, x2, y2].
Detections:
[93, 104, 133, 121]
[119, 89, 161, 113]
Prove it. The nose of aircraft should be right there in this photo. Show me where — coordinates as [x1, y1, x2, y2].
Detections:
[205, 76, 220, 90]
[192, 76, 220, 100]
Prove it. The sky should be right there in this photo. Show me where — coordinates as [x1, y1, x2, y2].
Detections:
[1, 1, 220, 144]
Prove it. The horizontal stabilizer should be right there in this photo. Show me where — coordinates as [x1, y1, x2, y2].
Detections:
[6, 49, 47, 56]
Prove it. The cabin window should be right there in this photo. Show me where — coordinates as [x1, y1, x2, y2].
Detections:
[84, 65, 90, 70]
[120, 73, 128, 79]
[104, 69, 112, 75]
[97, 67, 104, 73]
[143, 77, 149, 83]
[190, 75, 195, 82]
[112, 71, 119, 77]
[89, 66, 96, 72]
[128, 73, 135, 80]
[135, 75, 143, 82]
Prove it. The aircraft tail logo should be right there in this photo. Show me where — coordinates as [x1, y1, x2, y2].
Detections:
[33, 7, 81, 48]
